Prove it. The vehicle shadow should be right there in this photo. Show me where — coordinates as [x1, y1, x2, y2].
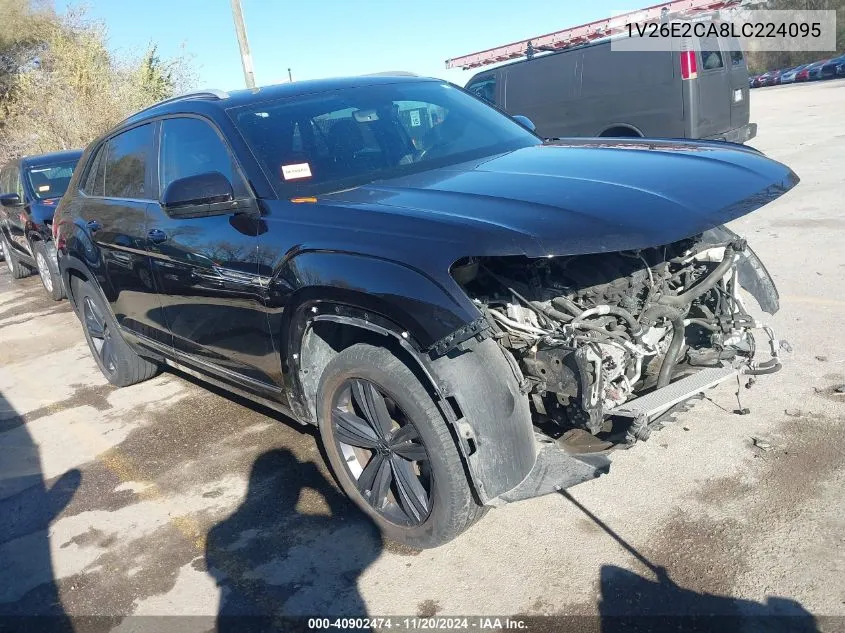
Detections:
[559, 491, 819, 633]
[0, 389, 79, 628]
[206, 447, 382, 631]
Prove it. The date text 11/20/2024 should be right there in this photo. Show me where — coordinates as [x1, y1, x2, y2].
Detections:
[307, 617, 528, 630]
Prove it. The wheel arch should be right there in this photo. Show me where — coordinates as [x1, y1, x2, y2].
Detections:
[598, 123, 644, 137]
[292, 304, 537, 505]
[58, 254, 99, 313]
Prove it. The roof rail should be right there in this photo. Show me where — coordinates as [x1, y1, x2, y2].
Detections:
[362, 71, 419, 77]
[123, 88, 230, 122]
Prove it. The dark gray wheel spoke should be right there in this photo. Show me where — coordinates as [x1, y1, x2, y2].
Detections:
[390, 423, 419, 446]
[333, 409, 379, 449]
[100, 336, 114, 365]
[357, 454, 392, 508]
[391, 441, 427, 462]
[85, 316, 104, 339]
[389, 424, 427, 461]
[84, 299, 105, 339]
[390, 456, 429, 522]
[351, 379, 393, 437]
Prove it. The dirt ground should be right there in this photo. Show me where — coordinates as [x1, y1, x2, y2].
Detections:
[1, 79, 844, 631]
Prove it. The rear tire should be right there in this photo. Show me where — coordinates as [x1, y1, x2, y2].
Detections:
[71, 276, 158, 387]
[33, 241, 65, 300]
[1, 233, 32, 280]
[317, 343, 486, 548]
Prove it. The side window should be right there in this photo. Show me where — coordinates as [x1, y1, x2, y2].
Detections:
[699, 37, 724, 70]
[159, 117, 248, 198]
[466, 76, 496, 104]
[82, 145, 106, 196]
[104, 124, 154, 199]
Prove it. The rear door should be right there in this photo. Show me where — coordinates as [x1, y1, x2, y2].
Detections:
[727, 42, 750, 131]
[145, 115, 279, 391]
[694, 35, 731, 138]
[78, 123, 167, 344]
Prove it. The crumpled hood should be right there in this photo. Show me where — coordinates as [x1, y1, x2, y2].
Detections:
[322, 138, 799, 257]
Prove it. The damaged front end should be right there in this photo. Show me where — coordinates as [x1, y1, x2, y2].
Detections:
[453, 226, 786, 449]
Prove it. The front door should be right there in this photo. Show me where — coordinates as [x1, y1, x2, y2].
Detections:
[146, 115, 279, 392]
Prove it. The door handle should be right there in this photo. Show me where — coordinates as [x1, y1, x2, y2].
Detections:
[147, 228, 168, 244]
[86, 219, 101, 232]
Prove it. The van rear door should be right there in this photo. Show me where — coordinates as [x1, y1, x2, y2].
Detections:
[726, 39, 751, 132]
[694, 35, 731, 138]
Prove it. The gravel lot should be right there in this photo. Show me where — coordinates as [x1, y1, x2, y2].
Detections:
[1, 79, 844, 631]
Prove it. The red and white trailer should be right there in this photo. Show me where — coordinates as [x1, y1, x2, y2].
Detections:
[445, 0, 742, 70]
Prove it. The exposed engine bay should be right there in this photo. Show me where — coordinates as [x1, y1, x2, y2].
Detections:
[454, 229, 785, 443]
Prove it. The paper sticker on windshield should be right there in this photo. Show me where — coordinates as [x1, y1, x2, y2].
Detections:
[281, 162, 312, 180]
[38, 185, 50, 192]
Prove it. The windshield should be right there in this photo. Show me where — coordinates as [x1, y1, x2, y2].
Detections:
[229, 80, 540, 196]
[26, 160, 78, 200]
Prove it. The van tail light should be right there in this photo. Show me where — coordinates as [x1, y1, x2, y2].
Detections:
[680, 50, 698, 80]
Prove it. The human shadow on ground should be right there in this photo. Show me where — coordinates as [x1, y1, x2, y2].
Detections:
[560, 491, 819, 633]
[0, 389, 80, 629]
[206, 448, 382, 632]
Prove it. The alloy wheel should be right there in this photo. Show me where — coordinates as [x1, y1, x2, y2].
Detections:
[83, 296, 116, 373]
[332, 378, 432, 526]
[36, 251, 53, 292]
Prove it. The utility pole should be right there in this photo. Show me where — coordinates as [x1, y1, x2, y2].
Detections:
[230, 0, 256, 89]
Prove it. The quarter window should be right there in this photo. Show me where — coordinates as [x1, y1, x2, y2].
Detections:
[104, 124, 154, 199]
[159, 117, 247, 197]
[730, 50, 744, 66]
[82, 145, 106, 196]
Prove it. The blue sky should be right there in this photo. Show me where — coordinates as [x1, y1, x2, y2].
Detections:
[61, 0, 624, 89]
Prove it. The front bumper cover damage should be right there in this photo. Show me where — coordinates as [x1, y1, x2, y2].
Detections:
[429, 226, 785, 508]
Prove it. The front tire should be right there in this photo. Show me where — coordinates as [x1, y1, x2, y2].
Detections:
[33, 241, 66, 300]
[1, 233, 32, 280]
[71, 276, 158, 387]
[317, 343, 485, 548]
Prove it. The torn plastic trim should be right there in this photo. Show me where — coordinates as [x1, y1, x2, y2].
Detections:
[700, 226, 779, 315]
[428, 316, 491, 357]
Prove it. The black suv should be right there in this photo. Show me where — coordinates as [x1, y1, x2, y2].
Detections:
[1, 150, 83, 299]
[54, 77, 797, 547]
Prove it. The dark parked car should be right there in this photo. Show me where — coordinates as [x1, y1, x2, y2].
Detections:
[804, 60, 829, 81]
[821, 54, 845, 79]
[0, 150, 82, 298]
[54, 78, 798, 547]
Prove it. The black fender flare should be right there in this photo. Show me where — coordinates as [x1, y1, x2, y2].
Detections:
[57, 253, 100, 312]
[289, 302, 536, 505]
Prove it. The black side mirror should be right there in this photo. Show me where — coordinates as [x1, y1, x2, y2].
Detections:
[161, 171, 235, 217]
[512, 115, 537, 133]
[0, 193, 22, 208]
